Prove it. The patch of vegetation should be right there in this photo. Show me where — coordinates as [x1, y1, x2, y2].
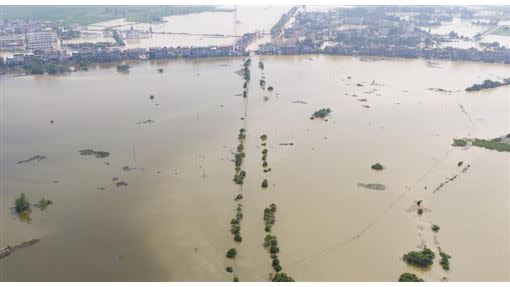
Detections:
[15, 193, 30, 213]
[226, 266, 233, 273]
[272, 272, 294, 282]
[357, 183, 386, 191]
[452, 138, 467, 147]
[439, 249, 451, 271]
[33, 198, 53, 210]
[260, 134, 268, 141]
[403, 247, 435, 268]
[23, 59, 71, 75]
[233, 170, 246, 184]
[226, 248, 237, 259]
[311, 108, 332, 119]
[472, 138, 510, 152]
[371, 163, 384, 171]
[234, 194, 243, 201]
[116, 64, 130, 72]
[268, 86, 274, 91]
[262, 179, 269, 188]
[398, 273, 424, 282]
[259, 61, 264, 70]
[431, 224, 440, 232]
[263, 204, 277, 226]
[465, 78, 510, 92]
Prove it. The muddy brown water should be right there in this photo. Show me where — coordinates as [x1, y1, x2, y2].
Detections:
[0, 55, 509, 281]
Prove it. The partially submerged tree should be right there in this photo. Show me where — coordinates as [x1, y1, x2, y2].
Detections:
[398, 273, 424, 282]
[226, 248, 237, 259]
[272, 272, 294, 282]
[15, 193, 30, 213]
[403, 247, 435, 268]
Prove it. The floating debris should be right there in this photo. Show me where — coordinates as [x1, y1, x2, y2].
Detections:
[428, 87, 452, 93]
[357, 183, 386, 191]
[116, 181, 128, 187]
[136, 119, 155, 124]
[122, 166, 135, 172]
[433, 164, 470, 193]
[17, 155, 47, 164]
[0, 239, 40, 259]
[78, 149, 110, 158]
[112, 255, 124, 263]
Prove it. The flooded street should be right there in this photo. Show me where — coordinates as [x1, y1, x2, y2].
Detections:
[1, 55, 509, 281]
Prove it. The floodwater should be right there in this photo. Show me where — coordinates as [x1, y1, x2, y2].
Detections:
[0, 55, 509, 282]
[70, 6, 290, 49]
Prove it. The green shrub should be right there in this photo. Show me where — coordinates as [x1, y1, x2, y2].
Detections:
[230, 224, 240, 235]
[262, 179, 268, 188]
[261, 134, 268, 141]
[272, 258, 280, 267]
[452, 138, 467, 147]
[439, 250, 451, 271]
[472, 138, 510, 152]
[226, 266, 233, 273]
[15, 193, 30, 213]
[116, 64, 130, 72]
[371, 163, 384, 170]
[312, 108, 332, 118]
[398, 273, 423, 282]
[234, 233, 242, 242]
[403, 247, 435, 268]
[273, 264, 282, 272]
[270, 245, 280, 254]
[34, 197, 53, 210]
[233, 275, 239, 282]
[226, 248, 237, 258]
[431, 225, 440, 232]
[272, 272, 294, 282]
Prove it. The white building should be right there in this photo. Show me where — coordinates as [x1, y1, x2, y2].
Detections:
[26, 31, 57, 50]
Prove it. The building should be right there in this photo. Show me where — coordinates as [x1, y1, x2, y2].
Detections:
[26, 31, 57, 50]
[0, 34, 26, 51]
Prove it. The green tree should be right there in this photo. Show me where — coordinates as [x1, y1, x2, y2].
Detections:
[226, 248, 237, 259]
[398, 273, 423, 282]
[272, 272, 294, 282]
[403, 247, 435, 268]
[15, 193, 30, 213]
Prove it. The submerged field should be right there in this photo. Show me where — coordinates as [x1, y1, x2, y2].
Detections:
[0, 55, 509, 281]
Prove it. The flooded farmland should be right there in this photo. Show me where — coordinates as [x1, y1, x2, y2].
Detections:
[1, 55, 509, 281]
